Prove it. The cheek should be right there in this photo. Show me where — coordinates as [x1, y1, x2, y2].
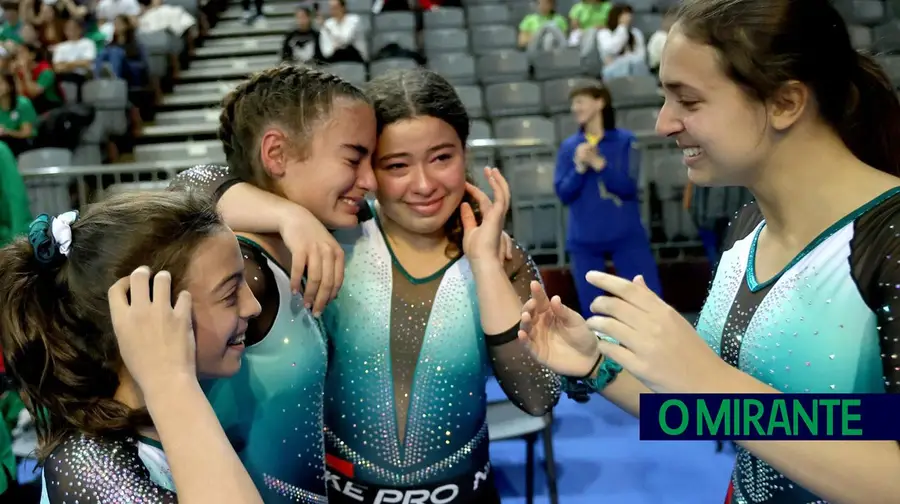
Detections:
[375, 173, 409, 202]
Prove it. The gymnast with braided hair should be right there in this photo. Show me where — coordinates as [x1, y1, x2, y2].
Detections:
[170, 64, 378, 503]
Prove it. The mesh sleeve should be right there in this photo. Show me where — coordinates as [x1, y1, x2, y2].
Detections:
[167, 164, 242, 202]
[486, 242, 562, 416]
[42, 434, 178, 504]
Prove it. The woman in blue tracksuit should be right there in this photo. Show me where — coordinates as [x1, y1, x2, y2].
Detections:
[554, 81, 661, 317]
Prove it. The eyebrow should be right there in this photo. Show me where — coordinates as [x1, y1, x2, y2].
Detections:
[376, 142, 457, 163]
[342, 144, 370, 157]
[662, 81, 700, 94]
[214, 272, 244, 294]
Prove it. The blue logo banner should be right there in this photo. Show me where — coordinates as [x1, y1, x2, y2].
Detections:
[639, 394, 900, 441]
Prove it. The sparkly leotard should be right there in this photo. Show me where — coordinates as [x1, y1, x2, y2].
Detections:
[201, 238, 329, 503]
[322, 204, 560, 503]
[699, 188, 900, 503]
[170, 168, 329, 503]
[41, 434, 175, 503]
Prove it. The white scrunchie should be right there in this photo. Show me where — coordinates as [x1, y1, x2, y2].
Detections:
[51, 211, 79, 257]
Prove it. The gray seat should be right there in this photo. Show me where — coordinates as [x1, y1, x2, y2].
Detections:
[493, 116, 557, 144]
[344, 0, 372, 13]
[454, 85, 484, 118]
[470, 119, 493, 140]
[877, 55, 900, 86]
[873, 20, 900, 53]
[465, 4, 511, 25]
[476, 50, 530, 84]
[18, 148, 72, 170]
[606, 75, 663, 108]
[469, 25, 517, 55]
[632, 13, 662, 37]
[628, 0, 655, 12]
[369, 58, 418, 77]
[618, 107, 659, 136]
[423, 28, 470, 54]
[137, 30, 171, 78]
[82, 79, 128, 109]
[373, 11, 416, 32]
[532, 48, 584, 80]
[134, 141, 225, 164]
[836, 0, 885, 25]
[325, 62, 367, 84]
[372, 30, 417, 53]
[423, 7, 465, 29]
[428, 52, 476, 85]
[485, 82, 543, 117]
[542, 77, 591, 114]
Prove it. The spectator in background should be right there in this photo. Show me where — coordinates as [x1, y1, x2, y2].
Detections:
[0, 3, 23, 45]
[241, 0, 263, 25]
[0, 71, 37, 155]
[53, 19, 96, 72]
[12, 44, 62, 114]
[95, 0, 141, 40]
[95, 14, 147, 86]
[568, 0, 609, 49]
[554, 81, 661, 317]
[0, 141, 29, 247]
[518, 0, 568, 54]
[318, 0, 366, 63]
[597, 3, 649, 80]
[281, 5, 321, 64]
[646, 7, 674, 72]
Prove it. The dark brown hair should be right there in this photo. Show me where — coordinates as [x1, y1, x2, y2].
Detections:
[0, 192, 225, 460]
[569, 81, 617, 130]
[676, 0, 900, 175]
[606, 4, 635, 53]
[364, 68, 481, 258]
[218, 64, 370, 193]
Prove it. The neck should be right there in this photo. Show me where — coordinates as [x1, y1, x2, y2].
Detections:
[377, 205, 448, 255]
[583, 115, 604, 137]
[113, 371, 160, 442]
[748, 121, 896, 241]
[0, 95, 11, 109]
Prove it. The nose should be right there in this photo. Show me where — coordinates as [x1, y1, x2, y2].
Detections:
[411, 165, 438, 195]
[240, 282, 262, 319]
[356, 156, 377, 193]
[655, 100, 684, 138]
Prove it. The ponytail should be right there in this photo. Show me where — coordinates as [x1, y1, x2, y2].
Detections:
[837, 53, 900, 176]
[0, 238, 152, 461]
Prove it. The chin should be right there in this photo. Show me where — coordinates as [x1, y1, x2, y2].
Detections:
[321, 211, 360, 230]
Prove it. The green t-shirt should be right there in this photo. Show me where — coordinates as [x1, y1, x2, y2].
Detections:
[569, 1, 612, 29]
[35, 69, 62, 104]
[86, 27, 108, 51]
[0, 96, 37, 136]
[519, 13, 568, 34]
[0, 140, 31, 246]
[0, 22, 22, 44]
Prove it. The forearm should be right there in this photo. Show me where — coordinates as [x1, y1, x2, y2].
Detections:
[218, 182, 302, 235]
[471, 260, 523, 335]
[705, 365, 900, 503]
[144, 377, 262, 504]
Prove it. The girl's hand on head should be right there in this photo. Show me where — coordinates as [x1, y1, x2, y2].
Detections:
[108, 267, 197, 396]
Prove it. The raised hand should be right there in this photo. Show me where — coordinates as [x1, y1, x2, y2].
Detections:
[461, 167, 510, 264]
[517, 280, 602, 377]
[107, 267, 196, 394]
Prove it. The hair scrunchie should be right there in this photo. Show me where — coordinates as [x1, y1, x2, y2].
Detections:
[28, 211, 79, 265]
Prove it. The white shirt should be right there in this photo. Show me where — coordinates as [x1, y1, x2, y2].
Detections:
[319, 13, 367, 60]
[95, 0, 141, 21]
[596, 24, 646, 62]
[52, 38, 97, 63]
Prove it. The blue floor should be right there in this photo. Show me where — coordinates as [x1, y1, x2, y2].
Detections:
[487, 379, 736, 504]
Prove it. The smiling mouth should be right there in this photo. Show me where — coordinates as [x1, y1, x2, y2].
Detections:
[227, 333, 246, 346]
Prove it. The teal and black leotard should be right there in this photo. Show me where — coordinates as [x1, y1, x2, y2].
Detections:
[171, 166, 562, 504]
[171, 167, 329, 503]
[323, 203, 561, 503]
[697, 188, 900, 503]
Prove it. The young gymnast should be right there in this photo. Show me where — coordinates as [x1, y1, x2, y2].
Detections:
[0, 192, 263, 503]
[517, 0, 900, 502]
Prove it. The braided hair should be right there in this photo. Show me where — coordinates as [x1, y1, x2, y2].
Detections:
[218, 64, 370, 190]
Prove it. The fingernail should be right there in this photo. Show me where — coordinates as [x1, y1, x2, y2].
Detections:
[313, 311, 321, 318]
[305, 302, 311, 310]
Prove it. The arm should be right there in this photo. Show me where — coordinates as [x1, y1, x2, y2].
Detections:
[554, 139, 589, 204]
[476, 243, 561, 416]
[517, 16, 533, 48]
[596, 25, 629, 58]
[597, 136, 639, 198]
[144, 377, 264, 504]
